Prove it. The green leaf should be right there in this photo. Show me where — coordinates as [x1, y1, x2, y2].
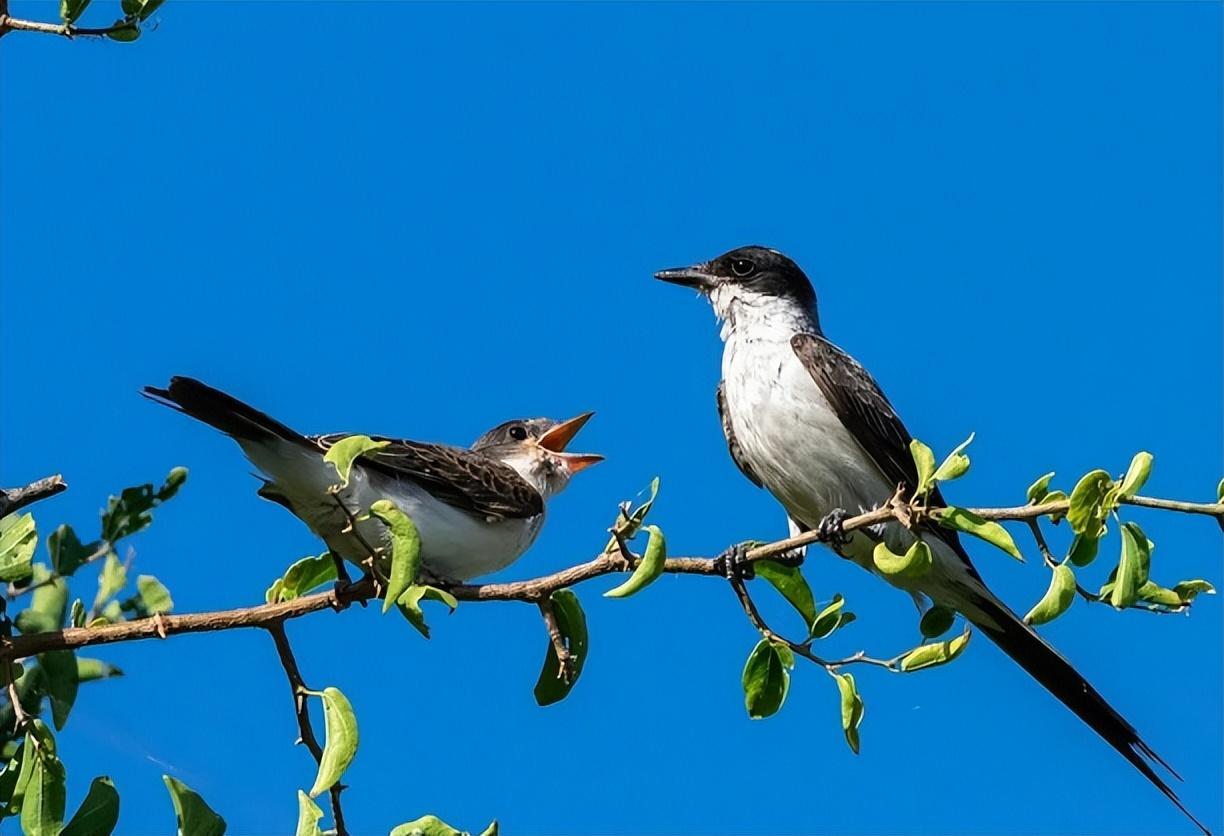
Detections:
[1027, 472, 1056, 504]
[1043, 490, 1069, 523]
[60, 776, 120, 836]
[19, 721, 65, 836]
[1111, 522, 1151, 609]
[1067, 534, 1100, 567]
[742, 639, 792, 719]
[100, 469, 186, 544]
[137, 0, 166, 21]
[0, 513, 38, 583]
[1217, 478, 1224, 504]
[1067, 470, 1113, 537]
[604, 525, 667, 599]
[478, 821, 499, 836]
[308, 687, 359, 798]
[39, 650, 79, 730]
[75, 658, 123, 682]
[1024, 564, 1076, 625]
[47, 526, 94, 578]
[871, 540, 932, 579]
[0, 742, 25, 818]
[121, 0, 139, 15]
[294, 790, 324, 836]
[395, 585, 457, 639]
[369, 500, 422, 614]
[534, 589, 588, 706]
[158, 467, 189, 501]
[909, 439, 937, 496]
[70, 599, 86, 628]
[121, 575, 173, 617]
[754, 560, 817, 631]
[105, 21, 141, 41]
[604, 478, 661, 550]
[265, 554, 337, 603]
[163, 775, 225, 836]
[1136, 581, 1184, 608]
[1173, 579, 1215, 603]
[833, 672, 864, 754]
[322, 435, 390, 488]
[810, 595, 852, 640]
[389, 815, 465, 836]
[899, 628, 972, 672]
[59, 0, 90, 24]
[933, 432, 974, 483]
[93, 552, 126, 612]
[935, 507, 1024, 561]
[16, 567, 68, 634]
[1119, 452, 1153, 498]
[919, 606, 955, 639]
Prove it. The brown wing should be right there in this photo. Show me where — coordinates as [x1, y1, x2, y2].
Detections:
[717, 381, 762, 488]
[789, 332, 981, 578]
[314, 434, 544, 520]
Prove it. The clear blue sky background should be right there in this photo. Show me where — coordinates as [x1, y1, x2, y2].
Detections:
[2, 2, 1221, 834]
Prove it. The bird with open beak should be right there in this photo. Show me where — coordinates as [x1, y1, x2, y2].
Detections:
[144, 377, 603, 582]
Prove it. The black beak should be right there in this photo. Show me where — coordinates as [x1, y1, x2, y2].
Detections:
[654, 264, 718, 291]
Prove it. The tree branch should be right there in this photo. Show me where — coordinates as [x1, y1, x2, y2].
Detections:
[0, 15, 137, 39]
[267, 622, 347, 836]
[0, 475, 67, 518]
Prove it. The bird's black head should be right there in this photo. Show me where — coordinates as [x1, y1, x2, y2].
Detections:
[654, 245, 817, 313]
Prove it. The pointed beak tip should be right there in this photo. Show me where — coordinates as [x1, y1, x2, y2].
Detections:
[538, 411, 596, 453]
[563, 453, 604, 474]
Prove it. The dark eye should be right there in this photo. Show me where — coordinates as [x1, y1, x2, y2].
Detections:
[731, 258, 756, 277]
[509, 425, 528, 441]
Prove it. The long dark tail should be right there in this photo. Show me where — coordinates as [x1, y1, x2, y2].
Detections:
[962, 589, 1209, 835]
[142, 376, 302, 444]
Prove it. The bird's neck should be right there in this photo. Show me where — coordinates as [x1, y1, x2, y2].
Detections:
[711, 286, 821, 346]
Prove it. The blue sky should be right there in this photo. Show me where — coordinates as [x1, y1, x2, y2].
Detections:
[2, 1, 1221, 833]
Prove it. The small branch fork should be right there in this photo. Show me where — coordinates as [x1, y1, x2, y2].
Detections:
[267, 622, 348, 836]
[1, 491, 1219, 661]
[0, 475, 67, 518]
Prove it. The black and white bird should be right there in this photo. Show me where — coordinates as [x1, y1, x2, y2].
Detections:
[656, 246, 1206, 834]
[144, 377, 602, 581]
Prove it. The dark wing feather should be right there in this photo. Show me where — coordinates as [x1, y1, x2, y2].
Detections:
[789, 333, 980, 578]
[314, 434, 544, 520]
[717, 381, 763, 488]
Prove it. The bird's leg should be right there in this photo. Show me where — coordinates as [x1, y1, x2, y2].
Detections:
[817, 508, 852, 550]
[713, 541, 757, 583]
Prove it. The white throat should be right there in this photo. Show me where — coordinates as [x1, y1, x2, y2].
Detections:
[708, 284, 821, 346]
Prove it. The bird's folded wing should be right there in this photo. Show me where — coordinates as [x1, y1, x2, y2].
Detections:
[789, 332, 980, 577]
[313, 434, 544, 520]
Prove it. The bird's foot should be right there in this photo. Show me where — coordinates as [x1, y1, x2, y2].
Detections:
[770, 547, 806, 569]
[419, 567, 462, 590]
[817, 508, 852, 547]
[713, 541, 757, 583]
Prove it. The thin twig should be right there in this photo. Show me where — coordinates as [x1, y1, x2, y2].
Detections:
[0, 475, 67, 518]
[537, 598, 573, 682]
[0, 15, 137, 38]
[267, 622, 348, 836]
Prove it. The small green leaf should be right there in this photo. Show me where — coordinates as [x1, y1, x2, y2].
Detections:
[935, 507, 1024, 561]
[265, 554, 337, 603]
[121, 0, 140, 15]
[534, 589, 588, 706]
[1043, 490, 1069, 522]
[122, 575, 173, 617]
[294, 790, 324, 836]
[93, 552, 126, 612]
[16, 567, 68, 634]
[322, 435, 390, 488]
[105, 21, 141, 41]
[754, 560, 818, 631]
[308, 687, 358, 798]
[1217, 478, 1224, 503]
[899, 628, 972, 672]
[1173, 579, 1215, 603]
[1027, 472, 1056, 504]
[163, 775, 225, 836]
[70, 599, 86, 628]
[61, 776, 120, 836]
[909, 439, 937, 496]
[19, 720, 66, 836]
[1067, 534, 1100, 567]
[369, 500, 422, 614]
[810, 595, 851, 639]
[1136, 581, 1184, 608]
[742, 639, 791, 719]
[158, 467, 189, 501]
[137, 0, 166, 21]
[871, 540, 932, 579]
[605, 477, 661, 549]
[389, 815, 465, 836]
[75, 657, 123, 682]
[478, 821, 499, 836]
[0, 512, 38, 583]
[933, 432, 975, 483]
[1119, 452, 1153, 498]
[40, 650, 79, 730]
[1111, 522, 1151, 609]
[395, 585, 456, 639]
[1024, 564, 1077, 625]
[59, 0, 90, 24]
[1067, 470, 1113, 537]
[100, 469, 185, 543]
[604, 525, 667, 598]
[47, 525, 94, 578]
[834, 672, 864, 754]
[919, 606, 956, 639]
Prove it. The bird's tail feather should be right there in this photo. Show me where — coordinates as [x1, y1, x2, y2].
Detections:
[142, 376, 303, 444]
[958, 587, 1209, 835]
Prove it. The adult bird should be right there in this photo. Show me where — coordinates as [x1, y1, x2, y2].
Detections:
[144, 377, 602, 582]
[656, 245, 1206, 834]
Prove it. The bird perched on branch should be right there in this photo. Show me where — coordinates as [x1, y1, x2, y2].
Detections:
[144, 377, 602, 582]
[656, 245, 1207, 834]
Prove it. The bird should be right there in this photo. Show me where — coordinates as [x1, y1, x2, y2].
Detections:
[143, 376, 603, 582]
[656, 245, 1207, 834]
